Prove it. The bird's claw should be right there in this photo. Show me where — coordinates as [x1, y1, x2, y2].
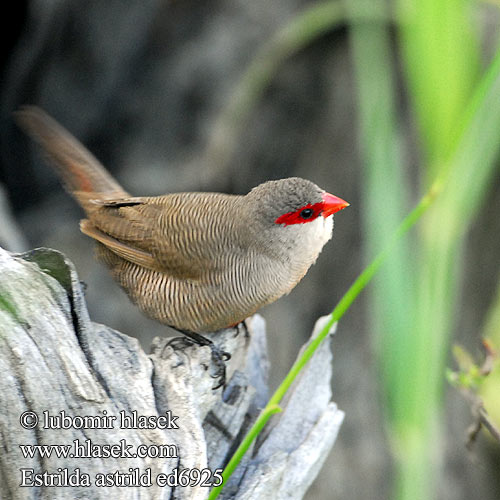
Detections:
[232, 320, 249, 339]
[207, 344, 231, 390]
[165, 336, 194, 351]
[169, 329, 231, 390]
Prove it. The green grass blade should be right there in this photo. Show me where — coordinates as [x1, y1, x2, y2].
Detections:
[390, 31, 500, 500]
[348, 0, 416, 425]
[398, 0, 480, 175]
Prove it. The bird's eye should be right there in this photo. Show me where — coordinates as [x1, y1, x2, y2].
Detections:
[300, 208, 314, 219]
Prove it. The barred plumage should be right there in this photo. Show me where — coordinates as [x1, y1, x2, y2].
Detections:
[17, 106, 346, 333]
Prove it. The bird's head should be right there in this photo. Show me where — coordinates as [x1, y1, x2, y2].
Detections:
[245, 177, 348, 260]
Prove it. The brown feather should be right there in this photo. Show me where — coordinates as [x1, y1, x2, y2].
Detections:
[80, 220, 158, 270]
[15, 106, 128, 205]
[17, 107, 338, 332]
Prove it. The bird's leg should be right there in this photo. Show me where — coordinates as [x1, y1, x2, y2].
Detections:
[231, 319, 250, 338]
[240, 319, 250, 338]
[167, 330, 231, 390]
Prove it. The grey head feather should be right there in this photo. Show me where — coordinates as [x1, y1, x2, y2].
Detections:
[245, 177, 324, 226]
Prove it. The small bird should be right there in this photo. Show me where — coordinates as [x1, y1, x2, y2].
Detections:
[16, 106, 348, 384]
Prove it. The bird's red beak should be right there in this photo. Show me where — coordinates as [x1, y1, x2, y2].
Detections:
[321, 192, 349, 217]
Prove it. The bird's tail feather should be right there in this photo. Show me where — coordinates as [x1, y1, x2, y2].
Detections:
[15, 106, 128, 212]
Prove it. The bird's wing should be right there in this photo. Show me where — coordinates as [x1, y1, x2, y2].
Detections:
[80, 220, 157, 270]
[82, 194, 236, 280]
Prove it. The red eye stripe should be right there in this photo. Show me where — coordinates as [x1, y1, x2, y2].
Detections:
[275, 202, 324, 226]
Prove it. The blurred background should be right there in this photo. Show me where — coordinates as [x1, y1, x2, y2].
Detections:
[1, 1, 499, 499]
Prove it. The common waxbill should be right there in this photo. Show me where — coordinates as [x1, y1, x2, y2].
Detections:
[16, 107, 348, 379]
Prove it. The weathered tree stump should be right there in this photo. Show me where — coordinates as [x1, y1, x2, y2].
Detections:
[0, 246, 344, 499]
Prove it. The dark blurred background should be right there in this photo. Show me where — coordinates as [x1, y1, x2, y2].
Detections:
[0, 1, 499, 499]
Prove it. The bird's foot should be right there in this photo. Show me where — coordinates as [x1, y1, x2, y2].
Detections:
[165, 335, 195, 350]
[171, 330, 231, 390]
[241, 319, 250, 338]
[231, 319, 250, 338]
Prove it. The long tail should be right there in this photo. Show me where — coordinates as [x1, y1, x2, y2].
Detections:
[15, 106, 129, 212]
